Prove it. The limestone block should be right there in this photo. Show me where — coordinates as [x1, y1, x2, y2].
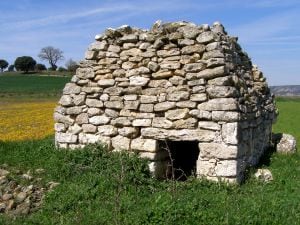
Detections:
[167, 91, 190, 101]
[73, 94, 86, 106]
[139, 104, 154, 112]
[198, 98, 238, 111]
[154, 101, 176, 111]
[79, 133, 111, 147]
[148, 61, 160, 72]
[274, 133, 297, 153]
[196, 31, 215, 43]
[82, 124, 97, 133]
[63, 83, 81, 95]
[77, 68, 95, 79]
[89, 115, 110, 125]
[124, 101, 140, 110]
[196, 160, 215, 176]
[215, 160, 237, 177]
[105, 109, 119, 118]
[132, 119, 152, 127]
[202, 50, 224, 60]
[178, 25, 200, 39]
[120, 48, 142, 57]
[199, 143, 238, 159]
[206, 42, 221, 51]
[152, 71, 174, 79]
[183, 62, 206, 72]
[169, 76, 185, 85]
[55, 133, 77, 144]
[165, 108, 189, 120]
[104, 101, 124, 109]
[82, 87, 102, 94]
[198, 121, 220, 130]
[192, 86, 206, 93]
[89, 41, 108, 50]
[206, 58, 225, 68]
[178, 39, 195, 46]
[97, 125, 118, 136]
[87, 108, 102, 116]
[196, 66, 225, 79]
[129, 76, 149, 86]
[207, 76, 234, 86]
[124, 94, 138, 101]
[85, 50, 97, 60]
[66, 106, 82, 115]
[140, 95, 157, 103]
[175, 101, 197, 108]
[111, 117, 131, 127]
[206, 86, 237, 98]
[254, 169, 273, 182]
[68, 124, 83, 135]
[222, 122, 239, 145]
[141, 128, 215, 141]
[107, 45, 121, 53]
[54, 113, 74, 125]
[190, 93, 207, 102]
[104, 87, 124, 95]
[136, 113, 155, 119]
[212, 111, 240, 122]
[111, 135, 130, 150]
[189, 109, 211, 120]
[75, 113, 89, 124]
[187, 79, 205, 86]
[86, 99, 103, 108]
[55, 123, 66, 132]
[98, 79, 115, 87]
[157, 49, 180, 58]
[152, 117, 173, 129]
[160, 62, 181, 70]
[173, 118, 197, 129]
[59, 95, 73, 106]
[131, 138, 158, 152]
[120, 34, 138, 43]
[181, 44, 205, 54]
[118, 127, 139, 138]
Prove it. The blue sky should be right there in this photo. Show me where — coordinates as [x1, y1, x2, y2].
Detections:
[0, 0, 300, 85]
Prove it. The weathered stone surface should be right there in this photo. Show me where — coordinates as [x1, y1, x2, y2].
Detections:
[124, 100, 140, 110]
[152, 70, 173, 79]
[129, 76, 150, 86]
[59, 95, 73, 106]
[98, 125, 118, 136]
[167, 91, 190, 101]
[206, 86, 237, 98]
[176, 101, 197, 108]
[154, 102, 176, 111]
[105, 109, 120, 118]
[131, 138, 158, 152]
[165, 108, 189, 120]
[98, 79, 115, 87]
[198, 98, 238, 111]
[132, 119, 152, 127]
[139, 104, 154, 112]
[87, 107, 102, 116]
[111, 117, 131, 127]
[148, 61, 160, 72]
[55, 123, 66, 132]
[178, 25, 201, 39]
[79, 133, 111, 146]
[212, 111, 240, 122]
[55, 133, 77, 143]
[77, 68, 94, 79]
[140, 95, 157, 103]
[181, 44, 205, 54]
[196, 31, 215, 43]
[183, 63, 206, 72]
[76, 113, 89, 124]
[196, 66, 226, 79]
[141, 128, 215, 141]
[152, 117, 173, 129]
[86, 99, 103, 108]
[118, 127, 139, 138]
[63, 83, 82, 95]
[82, 124, 97, 133]
[189, 109, 211, 120]
[199, 143, 238, 159]
[198, 121, 220, 130]
[112, 135, 130, 150]
[254, 169, 273, 182]
[66, 106, 82, 115]
[139, 151, 168, 160]
[274, 133, 297, 153]
[222, 122, 238, 145]
[160, 62, 181, 70]
[68, 124, 83, 134]
[54, 113, 74, 125]
[215, 160, 237, 177]
[89, 115, 110, 125]
[173, 118, 197, 129]
[190, 93, 207, 102]
[104, 101, 124, 109]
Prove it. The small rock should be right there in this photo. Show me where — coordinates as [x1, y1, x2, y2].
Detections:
[22, 174, 33, 180]
[0, 203, 6, 212]
[48, 182, 60, 190]
[0, 169, 9, 176]
[15, 192, 27, 203]
[254, 169, 273, 182]
[35, 168, 45, 174]
[2, 193, 13, 201]
[273, 133, 297, 153]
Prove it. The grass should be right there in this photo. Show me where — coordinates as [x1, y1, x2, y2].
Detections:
[0, 73, 70, 99]
[0, 97, 299, 224]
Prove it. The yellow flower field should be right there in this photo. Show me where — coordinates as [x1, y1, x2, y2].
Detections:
[0, 101, 57, 141]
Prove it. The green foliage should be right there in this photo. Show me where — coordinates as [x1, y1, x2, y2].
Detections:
[35, 63, 47, 71]
[0, 59, 9, 72]
[0, 74, 70, 98]
[0, 98, 299, 224]
[58, 66, 67, 72]
[14, 56, 36, 73]
[65, 58, 79, 72]
[7, 65, 14, 72]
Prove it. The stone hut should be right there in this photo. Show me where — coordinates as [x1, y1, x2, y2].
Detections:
[54, 21, 276, 183]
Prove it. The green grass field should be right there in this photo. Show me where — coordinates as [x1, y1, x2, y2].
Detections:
[0, 74, 70, 99]
[0, 75, 299, 224]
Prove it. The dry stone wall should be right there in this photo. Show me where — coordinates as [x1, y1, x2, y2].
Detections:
[54, 21, 276, 183]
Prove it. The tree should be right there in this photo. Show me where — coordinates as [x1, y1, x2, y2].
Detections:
[35, 63, 47, 71]
[58, 67, 67, 72]
[8, 65, 14, 72]
[14, 56, 36, 73]
[0, 59, 9, 72]
[38, 46, 64, 70]
[65, 58, 79, 72]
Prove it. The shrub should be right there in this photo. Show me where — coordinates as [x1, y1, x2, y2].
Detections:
[14, 56, 36, 73]
[0, 59, 9, 72]
[35, 63, 47, 71]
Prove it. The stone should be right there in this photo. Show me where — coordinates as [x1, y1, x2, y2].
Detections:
[167, 91, 190, 101]
[111, 117, 131, 127]
[86, 99, 103, 108]
[202, 50, 224, 60]
[124, 94, 138, 101]
[54, 113, 74, 125]
[165, 108, 189, 120]
[68, 124, 83, 134]
[148, 61, 160, 72]
[178, 39, 195, 46]
[176, 101, 197, 108]
[105, 109, 120, 118]
[212, 111, 240, 122]
[89, 115, 110, 125]
[87, 107, 102, 116]
[73, 94, 86, 106]
[190, 93, 207, 102]
[79, 133, 111, 146]
[104, 101, 124, 109]
[196, 31, 215, 43]
[196, 66, 226, 79]
[76, 113, 89, 124]
[274, 133, 297, 153]
[139, 151, 168, 160]
[129, 76, 150, 86]
[131, 138, 158, 152]
[152, 117, 173, 129]
[139, 104, 154, 112]
[199, 143, 238, 159]
[198, 121, 220, 130]
[154, 102, 176, 111]
[198, 98, 238, 111]
[183, 63, 206, 72]
[140, 95, 157, 103]
[59, 95, 73, 106]
[89, 41, 108, 50]
[124, 101, 140, 110]
[0, 169, 9, 176]
[206, 86, 237, 98]
[77, 68, 95, 79]
[173, 118, 197, 129]
[254, 169, 273, 182]
[215, 160, 238, 177]
[178, 25, 200, 39]
[112, 135, 130, 150]
[55, 133, 77, 144]
[82, 124, 97, 133]
[98, 125, 118, 136]
[85, 50, 97, 60]
[120, 34, 138, 43]
[152, 70, 174, 79]
[157, 49, 180, 58]
[132, 119, 152, 127]
[15, 192, 27, 203]
[98, 79, 115, 87]
[63, 83, 82, 95]
[222, 122, 238, 145]
[118, 127, 139, 138]
[181, 44, 205, 54]
[189, 109, 211, 120]
[66, 106, 82, 115]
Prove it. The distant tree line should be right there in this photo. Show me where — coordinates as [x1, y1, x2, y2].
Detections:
[0, 46, 79, 74]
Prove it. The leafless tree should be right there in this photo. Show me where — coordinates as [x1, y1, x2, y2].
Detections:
[65, 58, 79, 72]
[38, 46, 64, 70]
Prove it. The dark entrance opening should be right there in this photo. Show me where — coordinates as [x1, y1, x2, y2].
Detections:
[163, 141, 199, 181]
